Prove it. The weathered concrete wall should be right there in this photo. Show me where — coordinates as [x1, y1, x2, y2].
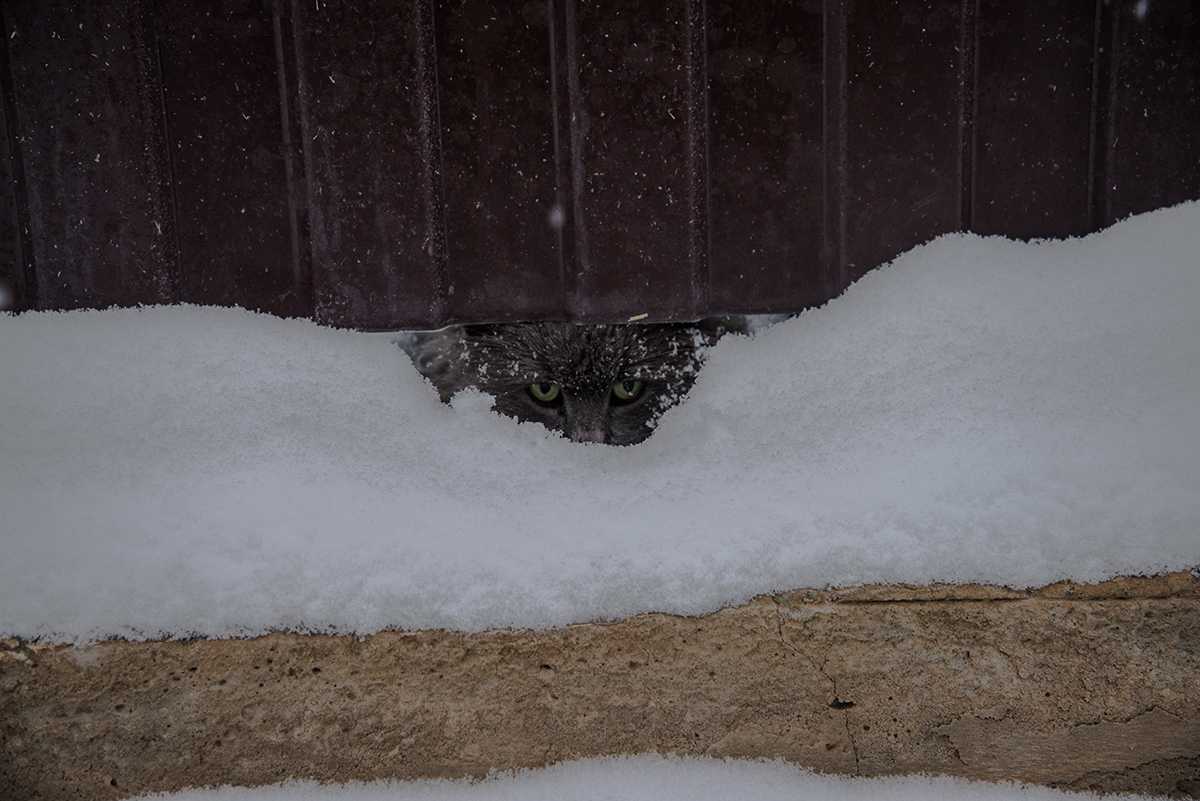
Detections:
[2, 573, 1197, 800]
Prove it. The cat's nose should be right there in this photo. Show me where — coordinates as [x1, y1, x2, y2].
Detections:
[562, 396, 611, 444]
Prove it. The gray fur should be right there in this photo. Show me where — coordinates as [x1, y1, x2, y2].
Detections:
[400, 319, 745, 446]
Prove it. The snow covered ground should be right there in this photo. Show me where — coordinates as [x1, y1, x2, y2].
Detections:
[2, 203, 1198, 644]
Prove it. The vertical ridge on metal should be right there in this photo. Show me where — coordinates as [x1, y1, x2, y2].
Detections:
[272, 0, 312, 313]
[821, 0, 849, 299]
[1, 0, 180, 312]
[957, 0, 979, 233]
[144, 0, 184, 307]
[555, 0, 714, 324]
[707, 1, 825, 315]
[291, 0, 451, 329]
[683, 0, 710, 321]
[437, 0, 561, 325]
[560, 0, 590, 319]
[1106, 0, 1199, 223]
[547, 0, 576, 319]
[123, 0, 181, 308]
[413, 0, 449, 325]
[156, 0, 303, 317]
[0, 1, 34, 312]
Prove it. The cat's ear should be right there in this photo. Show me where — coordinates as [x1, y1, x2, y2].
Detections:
[399, 326, 471, 402]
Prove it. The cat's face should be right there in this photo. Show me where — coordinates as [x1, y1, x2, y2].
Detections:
[406, 321, 734, 445]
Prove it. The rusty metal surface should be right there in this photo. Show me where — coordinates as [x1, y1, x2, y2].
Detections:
[1, 0, 1197, 327]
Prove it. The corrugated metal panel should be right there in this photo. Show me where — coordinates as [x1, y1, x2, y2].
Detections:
[707, 2, 826, 314]
[1107, 0, 1200, 222]
[1, 0, 1197, 327]
[157, 0, 310, 318]
[972, 0, 1098, 238]
[2, 0, 178, 311]
[437, 0, 562, 324]
[294, 0, 448, 328]
[839, 0, 967, 286]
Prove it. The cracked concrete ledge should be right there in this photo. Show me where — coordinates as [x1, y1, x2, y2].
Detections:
[2, 572, 1198, 800]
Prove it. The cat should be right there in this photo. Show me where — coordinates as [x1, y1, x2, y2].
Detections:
[400, 318, 748, 446]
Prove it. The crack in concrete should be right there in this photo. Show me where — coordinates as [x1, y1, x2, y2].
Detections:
[826, 670, 861, 773]
[843, 711, 860, 774]
[770, 601, 801, 657]
[773, 603, 860, 772]
[772, 601, 837, 703]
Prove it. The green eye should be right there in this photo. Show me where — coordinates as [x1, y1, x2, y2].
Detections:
[529, 382, 561, 402]
[612, 379, 644, 401]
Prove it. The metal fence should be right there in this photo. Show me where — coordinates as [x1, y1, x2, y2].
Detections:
[1, 0, 1197, 328]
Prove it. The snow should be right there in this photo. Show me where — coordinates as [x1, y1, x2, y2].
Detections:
[2, 203, 1198, 643]
[139, 754, 1161, 801]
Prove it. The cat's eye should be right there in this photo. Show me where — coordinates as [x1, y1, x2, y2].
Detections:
[612, 379, 644, 402]
[529, 382, 561, 403]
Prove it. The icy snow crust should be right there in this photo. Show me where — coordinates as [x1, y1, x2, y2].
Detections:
[2, 204, 1198, 643]
[138, 754, 1161, 801]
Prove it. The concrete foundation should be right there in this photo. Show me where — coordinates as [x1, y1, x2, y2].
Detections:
[2, 572, 1198, 800]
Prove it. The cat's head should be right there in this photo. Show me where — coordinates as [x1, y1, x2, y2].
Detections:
[406, 319, 742, 445]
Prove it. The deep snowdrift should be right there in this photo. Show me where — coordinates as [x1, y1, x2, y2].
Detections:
[2, 204, 1197, 643]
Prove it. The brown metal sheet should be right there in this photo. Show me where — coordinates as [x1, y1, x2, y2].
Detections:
[564, 0, 705, 323]
[841, 0, 967, 284]
[155, 0, 308, 318]
[291, 0, 447, 330]
[2, 0, 1199, 327]
[707, 1, 828, 314]
[972, 0, 1096, 239]
[0, 20, 30, 312]
[1106, 0, 1200, 224]
[3, 0, 178, 310]
[435, 0, 563, 323]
